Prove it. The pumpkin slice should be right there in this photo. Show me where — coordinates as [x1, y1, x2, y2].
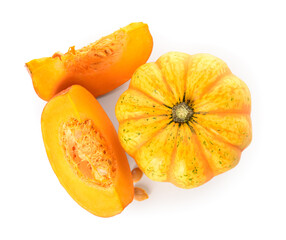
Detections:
[41, 85, 134, 217]
[26, 22, 153, 101]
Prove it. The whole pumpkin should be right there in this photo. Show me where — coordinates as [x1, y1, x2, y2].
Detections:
[115, 52, 252, 189]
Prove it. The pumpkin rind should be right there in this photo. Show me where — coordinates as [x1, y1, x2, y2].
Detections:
[115, 52, 252, 189]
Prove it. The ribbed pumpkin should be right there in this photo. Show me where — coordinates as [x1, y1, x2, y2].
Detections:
[115, 52, 252, 189]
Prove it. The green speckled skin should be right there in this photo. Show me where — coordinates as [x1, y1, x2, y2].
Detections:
[116, 52, 252, 189]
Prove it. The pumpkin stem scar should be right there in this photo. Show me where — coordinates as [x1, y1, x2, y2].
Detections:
[172, 102, 193, 123]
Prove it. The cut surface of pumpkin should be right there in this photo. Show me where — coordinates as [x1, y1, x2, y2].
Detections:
[41, 85, 134, 217]
[61, 118, 116, 188]
[115, 52, 252, 189]
[26, 22, 153, 101]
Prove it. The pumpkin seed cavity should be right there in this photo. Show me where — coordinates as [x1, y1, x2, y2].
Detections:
[61, 118, 116, 188]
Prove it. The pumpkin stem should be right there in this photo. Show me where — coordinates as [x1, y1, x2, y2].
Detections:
[172, 102, 193, 123]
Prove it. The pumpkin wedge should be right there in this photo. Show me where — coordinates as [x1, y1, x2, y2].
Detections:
[115, 52, 252, 189]
[41, 85, 134, 217]
[26, 22, 153, 101]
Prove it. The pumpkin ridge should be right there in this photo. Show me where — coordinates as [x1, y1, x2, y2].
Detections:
[206, 109, 251, 115]
[196, 124, 243, 151]
[135, 122, 178, 182]
[118, 114, 169, 124]
[115, 88, 172, 123]
[191, 130, 215, 179]
[186, 121, 195, 133]
[196, 114, 252, 148]
[185, 54, 229, 102]
[197, 69, 232, 99]
[166, 125, 179, 181]
[131, 121, 170, 157]
[154, 61, 177, 102]
[193, 124, 242, 176]
[129, 86, 170, 108]
[183, 55, 192, 103]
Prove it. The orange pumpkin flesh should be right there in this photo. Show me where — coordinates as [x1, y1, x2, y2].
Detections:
[26, 22, 153, 101]
[41, 85, 134, 217]
[115, 52, 252, 189]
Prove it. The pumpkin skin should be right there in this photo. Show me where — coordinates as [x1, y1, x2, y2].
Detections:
[115, 52, 252, 189]
[26, 22, 153, 101]
[42, 85, 134, 217]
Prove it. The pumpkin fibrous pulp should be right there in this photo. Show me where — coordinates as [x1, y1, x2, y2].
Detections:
[115, 52, 252, 189]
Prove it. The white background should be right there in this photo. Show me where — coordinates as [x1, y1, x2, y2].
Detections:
[1, 0, 285, 239]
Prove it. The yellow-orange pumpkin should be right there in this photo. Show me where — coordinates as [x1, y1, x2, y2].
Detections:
[115, 52, 252, 189]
